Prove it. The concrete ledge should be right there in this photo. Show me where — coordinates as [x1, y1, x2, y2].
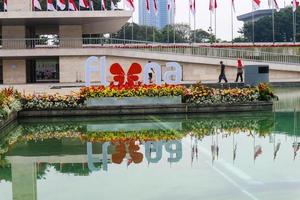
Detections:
[18, 102, 273, 118]
[0, 112, 18, 133]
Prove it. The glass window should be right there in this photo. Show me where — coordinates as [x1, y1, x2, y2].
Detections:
[35, 59, 59, 82]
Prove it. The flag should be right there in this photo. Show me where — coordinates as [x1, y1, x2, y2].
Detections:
[4, 0, 7, 11]
[33, 0, 42, 10]
[111, 0, 117, 10]
[209, 0, 217, 12]
[79, 0, 89, 8]
[90, 0, 94, 10]
[293, 0, 299, 12]
[167, 0, 171, 11]
[273, 0, 280, 12]
[254, 145, 262, 160]
[252, 0, 261, 10]
[232, 0, 235, 12]
[189, 0, 196, 15]
[56, 0, 66, 10]
[69, 0, 78, 10]
[153, 0, 158, 15]
[101, 0, 106, 10]
[125, 0, 135, 11]
[146, 0, 150, 13]
[47, 0, 56, 10]
[268, 0, 280, 12]
[173, 0, 176, 16]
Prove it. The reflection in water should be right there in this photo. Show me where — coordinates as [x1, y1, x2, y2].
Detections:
[1, 88, 300, 200]
[86, 140, 183, 172]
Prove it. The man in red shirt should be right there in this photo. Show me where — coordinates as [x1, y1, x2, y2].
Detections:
[235, 58, 243, 82]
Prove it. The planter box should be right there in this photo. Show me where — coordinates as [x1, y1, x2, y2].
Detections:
[86, 96, 182, 107]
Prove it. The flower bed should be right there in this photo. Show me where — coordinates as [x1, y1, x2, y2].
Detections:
[0, 88, 22, 121]
[79, 84, 185, 98]
[21, 94, 84, 110]
[184, 83, 276, 105]
[17, 83, 276, 111]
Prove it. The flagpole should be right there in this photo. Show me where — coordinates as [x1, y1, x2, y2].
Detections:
[153, 14, 156, 43]
[145, 3, 148, 42]
[189, 5, 191, 44]
[194, 9, 196, 43]
[210, 10, 212, 43]
[168, 12, 170, 43]
[131, 14, 134, 40]
[173, 18, 175, 43]
[173, 0, 176, 44]
[294, 11, 297, 43]
[123, 0, 126, 43]
[293, 8, 295, 43]
[231, 0, 234, 43]
[252, 3, 255, 44]
[214, 9, 217, 43]
[272, 0, 275, 44]
[296, 11, 297, 43]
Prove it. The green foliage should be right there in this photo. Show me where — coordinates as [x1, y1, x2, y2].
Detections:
[241, 7, 300, 42]
[112, 23, 215, 43]
[0, 88, 22, 121]
[258, 83, 277, 101]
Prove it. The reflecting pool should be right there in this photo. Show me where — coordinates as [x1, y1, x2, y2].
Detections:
[1, 88, 300, 200]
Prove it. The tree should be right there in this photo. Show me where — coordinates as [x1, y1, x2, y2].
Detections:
[111, 23, 214, 43]
[190, 29, 215, 43]
[241, 7, 300, 42]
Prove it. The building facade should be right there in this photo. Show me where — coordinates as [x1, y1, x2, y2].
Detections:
[0, 0, 131, 84]
[138, 0, 174, 30]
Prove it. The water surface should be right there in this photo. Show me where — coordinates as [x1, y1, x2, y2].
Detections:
[0, 87, 300, 200]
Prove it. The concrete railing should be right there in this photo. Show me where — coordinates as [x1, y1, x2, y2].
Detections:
[0, 37, 152, 49]
[0, 38, 300, 65]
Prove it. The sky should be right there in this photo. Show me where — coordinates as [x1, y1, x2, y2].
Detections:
[121, 0, 293, 40]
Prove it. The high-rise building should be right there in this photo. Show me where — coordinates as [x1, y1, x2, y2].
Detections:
[139, 0, 174, 30]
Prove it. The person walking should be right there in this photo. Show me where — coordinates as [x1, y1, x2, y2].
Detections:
[218, 61, 228, 83]
[235, 58, 244, 82]
[147, 61, 155, 83]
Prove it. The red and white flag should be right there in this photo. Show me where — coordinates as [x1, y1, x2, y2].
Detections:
[4, 0, 7, 11]
[232, 0, 235, 12]
[68, 0, 78, 11]
[209, 0, 217, 12]
[56, 0, 66, 10]
[167, 0, 171, 11]
[111, 0, 117, 10]
[146, 0, 150, 13]
[79, 0, 89, 8]
[252, 0, 261, 10]
[273, 0, 280, 12]
[101, 0, 106, 10]
[268, 0, 280, 12]
[254, 145, 263, 160]
[293, 0, 299, 12]
[125, 0, 135, 11]
[47, 0, 56, 10]
[33, 0, 42, 10]
[153, 0, 158, 15]
[189, 0, 196, 15]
